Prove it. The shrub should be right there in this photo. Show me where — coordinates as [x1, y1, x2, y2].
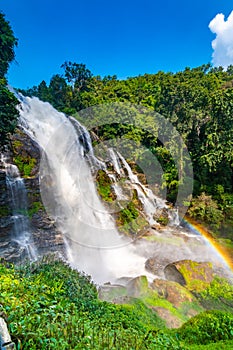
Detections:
[178, 310, 233, 345]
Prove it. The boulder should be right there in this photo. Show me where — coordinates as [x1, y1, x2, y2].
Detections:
[145, 256, 171, 278]
[164, 260, 214, 292]
[151, 279, 196, 308]
[98, 284, 128, 303]
[125, 275, 149, 297]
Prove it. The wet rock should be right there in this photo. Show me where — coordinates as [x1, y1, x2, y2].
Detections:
[98, 284, 128, 302]
[145, 256, 170, 278]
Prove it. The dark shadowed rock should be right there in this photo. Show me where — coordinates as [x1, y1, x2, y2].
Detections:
[164, 263, 186, 286]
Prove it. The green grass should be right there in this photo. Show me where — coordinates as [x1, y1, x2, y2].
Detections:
[28, 201, 44, 218]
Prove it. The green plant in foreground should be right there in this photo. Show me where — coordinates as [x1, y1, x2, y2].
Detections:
[1, 258, 233, 349]
[0, 258, 164, 349]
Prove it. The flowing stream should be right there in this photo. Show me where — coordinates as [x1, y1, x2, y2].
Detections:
[18, 96, 231, 283]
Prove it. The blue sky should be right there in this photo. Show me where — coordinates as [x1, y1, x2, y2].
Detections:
[0, 0, 233, 89]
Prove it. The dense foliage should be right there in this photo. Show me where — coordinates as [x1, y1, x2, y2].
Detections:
[0, 258, 175, 349]
[1, 259, 233, 349]
[0, 12, 19, 148]
[178, 310, 233, 345]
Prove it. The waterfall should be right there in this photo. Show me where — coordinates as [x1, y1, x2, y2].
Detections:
[1, 155, 37, 261]
[19, 97, 157, 283]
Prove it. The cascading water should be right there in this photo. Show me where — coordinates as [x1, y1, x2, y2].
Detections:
[18, 96, 231, 282]
[1, 155, 37, 261]
[106, 149, 179, 227]
[19, 96, 157, 283]
[110, 150, 169, 225]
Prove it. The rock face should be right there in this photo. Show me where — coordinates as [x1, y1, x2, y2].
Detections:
[0, 317, 15, 349]
[164, 260, 214, 292]
[0, 128, 65, 262]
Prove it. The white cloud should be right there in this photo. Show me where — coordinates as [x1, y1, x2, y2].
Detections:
[209, 11, 233, 68]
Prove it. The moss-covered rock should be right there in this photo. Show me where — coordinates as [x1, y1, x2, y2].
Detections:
[153, 208, 169, 226]
[12, 129, 40, 178]
[151, 279, 196, 308]
[164, 260, 214, 292]
[126, 275, 149, 297]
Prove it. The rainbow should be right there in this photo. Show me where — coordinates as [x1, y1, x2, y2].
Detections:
[182, 216, 233, 272]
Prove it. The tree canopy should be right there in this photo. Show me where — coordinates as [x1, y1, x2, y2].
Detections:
[0, 12, 19, 148]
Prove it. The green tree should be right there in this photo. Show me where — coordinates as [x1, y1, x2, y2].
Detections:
[61, 61, 93, 91]
[0, 80, 19, 146]
[0, 12, 19, 148]
[49, 74, 70, 110]
[0, 12, 17, 77]
[37, 80, 49, 101]
[188, 192, 224, 230]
